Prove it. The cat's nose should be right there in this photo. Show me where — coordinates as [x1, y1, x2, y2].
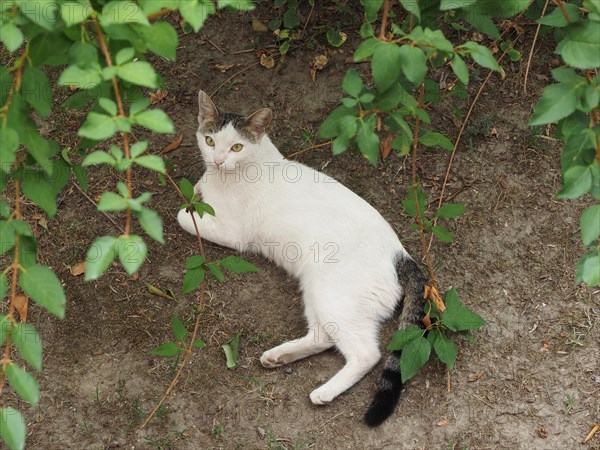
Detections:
[214, 159, 224, 167]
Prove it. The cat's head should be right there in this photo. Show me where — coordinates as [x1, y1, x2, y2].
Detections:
[196, 90, 272, 171]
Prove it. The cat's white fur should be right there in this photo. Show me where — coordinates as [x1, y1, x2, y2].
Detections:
[178, 91, 409, 405]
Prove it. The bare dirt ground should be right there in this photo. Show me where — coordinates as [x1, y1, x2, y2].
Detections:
[4, 5, 599, 450]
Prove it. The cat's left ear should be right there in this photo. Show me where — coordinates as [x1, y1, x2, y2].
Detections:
[245, 108, 272, 138]
[198, 90, 219, 127]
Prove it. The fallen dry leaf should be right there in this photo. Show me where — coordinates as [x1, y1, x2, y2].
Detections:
[150, 89, 168, 105]
[71, 261, 86, 276]
[310, 54, 328, 82]
[468, 371, 486, 382]
[472, 32, 484, 42]
[213, 63, 238, 73]
[537, 425, 548, 439]
[437, 419, 449, 427]
[583, 423, 600, 444]
[251, 15, 268, 32]
[13, 294, 29, 322]
[146, 283, 175, 301]
[260, 53, 275, 69]
[32, 213, 48, 232]
[161, 134, 183, 154]
[380, 134, 393, 159]
[489, 126, 498, 138]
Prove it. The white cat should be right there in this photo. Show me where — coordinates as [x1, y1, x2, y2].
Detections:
[178, 91, 426, 426]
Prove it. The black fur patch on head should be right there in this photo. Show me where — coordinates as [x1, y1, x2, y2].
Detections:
[201, 112, 259, 142]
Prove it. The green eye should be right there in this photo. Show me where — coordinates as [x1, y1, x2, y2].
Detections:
[205, 136, 215, 146]
[231, 143, 243, 152]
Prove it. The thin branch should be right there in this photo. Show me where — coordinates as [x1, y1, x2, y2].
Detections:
[524, 0, 551, 93]
[210, 61, 261, 97]
[137, 172, 206, 431]
[0, 49, 27, 124]
[286, 140, 333, 159]
[92, 16, 133, 236]
[553, 0, 572, 23]
[379, 0, 392, 41]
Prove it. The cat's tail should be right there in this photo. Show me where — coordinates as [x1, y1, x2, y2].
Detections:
[363, 253, 427, 427]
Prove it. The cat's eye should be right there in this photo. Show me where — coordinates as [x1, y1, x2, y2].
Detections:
[231, 143, 244, 152]
[205, 136, 215, 146]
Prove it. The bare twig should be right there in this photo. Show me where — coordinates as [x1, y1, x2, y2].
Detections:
[210, 61, 261, 96]
[286, 141, 333, 159]
[524, 0, 551, 93]
[379, 0, 392, 40]
[72, 182, 125, 234]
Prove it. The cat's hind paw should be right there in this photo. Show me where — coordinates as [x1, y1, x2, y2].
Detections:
[309, 386, 336, 405]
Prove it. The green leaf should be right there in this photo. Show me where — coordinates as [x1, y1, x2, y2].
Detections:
[398, 45, 427, 84]
[98, 192, 128, 212]
[132, 109, 174, 133]
[21, 171, 57, 217]
[353, 37, 381, 61]
[584, 0, 600, 15]
[432, 225, 453, 243]
[134, 22, 179, 60]
[151, 342, 183, 357]
[16, 0, 59, 29]
[581, 204, 600, 246]
[529, 82, 579, 126]
[439, 0, 478, 10]
[332, 136, 350, 156]
[557, 164, 593, 199]
[387, 325, 423, 351]
[115, 47, 135, 66]
[6, 363, 39, 407]
[171, 315, 187, 342]
[0, 22, 24, 52]
[194, 202, 216, 218]
[11, 221, 31, 237]
[222, 330, 242, 370]
[218, 0, 254, 10]
[12, 322, 42, 371]
[179, 0, 215, 32]
[58, 65, 102, 90]
[420, 130, 453, 151]
[19, 265, 66, 319]
[182, 267, 205, 293]
[442, 304, 485, 331]
[402, 187, 427, 218]
[0, 273, 7, 301]
[134, 155, 166, 174]
[117, 61, 157, 88]
[207, 262, 225, 281]
[342, 69, 363, 97]
[451, 54, 469, 85]
[436, 203, 466, 219]
[79, 112, 117, 140]
[575, 250, 600, 286]
[361, 0, 383, 22]
[138, 208, 164, 244]
[98, 97, 118, 116]
[537, 3, 581, 27]
[179, 178, 195, 202]
[85, 236, 118, 281]
[22, 67, 52, 117]
[220, 256, 259, 273]
[60, 0, 91, 26]
[82, 150, 116, 167]
[118, 235, 147, 275]
[461, 42, 501, 72]
[556, 21, 600, 69]
[185, 255, 205, 269]
[100, 1, 150, 27]
[318, 106, 356, 139]
[357, 117, 380, 166]
[0, 220, 16, 255]
[372, 42, 402, 92]
[326, 28, 347, 47]
[0, 127, 19, 173]
[193, 339, 206, 349]
[0, 407, 26, 450]
[399, 336, 430, 383]
[433, 332, 457, 370]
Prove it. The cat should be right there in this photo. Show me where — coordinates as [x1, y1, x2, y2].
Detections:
[177, 90, 427, 427]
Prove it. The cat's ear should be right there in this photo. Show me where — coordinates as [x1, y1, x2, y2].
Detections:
[245, 108, 272, 138]
[198, 90, 219, 127]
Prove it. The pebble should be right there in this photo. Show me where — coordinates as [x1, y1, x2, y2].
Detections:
[285, 368, 293, 374]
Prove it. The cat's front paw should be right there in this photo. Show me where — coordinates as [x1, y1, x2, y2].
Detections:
[260, 350, 284, 368]
[310, 386, 335, 405]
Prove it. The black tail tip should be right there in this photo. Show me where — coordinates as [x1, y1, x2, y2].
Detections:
[364, 393, 397, 427]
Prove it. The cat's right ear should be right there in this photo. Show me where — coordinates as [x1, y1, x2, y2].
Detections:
[198, 90, 219, 127]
